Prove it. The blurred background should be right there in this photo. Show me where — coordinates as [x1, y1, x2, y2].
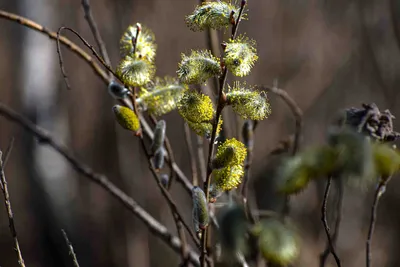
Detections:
[1, 0, 400, 266]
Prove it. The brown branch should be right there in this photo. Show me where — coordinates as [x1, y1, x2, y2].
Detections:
[184, 122, 199, 186]
[0, 102, 201, 267]
[61, 229, 80, 267]
[0, 149, 26, 267]
[321, 177, 341, 267]
[201, 2, 247, 266]
[366, 178, 389, 267]
[320, 179, 343, 267]
[0, 10, 195, 196]
[80, 0, 112, 77]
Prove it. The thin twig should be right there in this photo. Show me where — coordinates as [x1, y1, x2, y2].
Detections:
[184, 122, 199, 186]
[0, 102, 201, 266]
[321, 177, 341, 267]
[3, 136, 14, 169]
[56, 26, 119, 90]
[0, 149, 26, 267]
[0, 10, 194, 196]
[196, 135, 207, 183]
[149, 115, 176, 190]
[320, 179, 343, 267]
[259, 85, 303, 217]
[80, 0, 112, 78]
[201, 2, 247, 266]
[366, 178, 389, 267]
[61, 229, 80, 267]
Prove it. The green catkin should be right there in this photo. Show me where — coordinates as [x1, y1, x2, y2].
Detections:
[153, 148, 165, 171]
[213, 164, 245, 191]
[185, 1, 243, 31]
[112, 105, 140, 133]
[120, 24, 157, 62]
[137, 77, 188, 116]
[212, 138, 247, 169]
[178, 90, 214, 123]
[151, 120, 166, 155]
[177, 50, 221, 84]
[226, 82, 271, 120]
[116, 56, 155, 87]
[224, 35, 258, 77]
[192, 186, 209, 233]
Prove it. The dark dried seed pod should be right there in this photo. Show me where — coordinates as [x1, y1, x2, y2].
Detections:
[108, 81, 131, 99]
[159, 174, 169, 187]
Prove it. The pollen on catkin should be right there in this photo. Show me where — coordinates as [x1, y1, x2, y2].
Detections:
[177, 50, 221, 84]
[186, 117, 223, 139]
[226, 82, 271, 120]
[112, 105, 140, 132]
[185, 1, 243, 31]
[120, 24, 157, 62]
[137, 76, 188, 116]
[212, 138, 247, 169]
[224, 35, 258, 77]
[116, 56, 155, 87]
[213, 164, 245, 191]
[178, 90, 214, 123]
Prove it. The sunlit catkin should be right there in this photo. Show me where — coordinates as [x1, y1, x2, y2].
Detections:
[224, 35, 258, 77]
[192, 186, 209, 233]
[151, 120, 166, 155]
[212, 138, 247, 169]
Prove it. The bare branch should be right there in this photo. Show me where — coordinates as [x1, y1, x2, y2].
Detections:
[0, 102, 200, 267]
[61, 229, 80, 267]
[184, 122, 199, 186]
[0, 149, 26, 267]
[321, 177, 341, 267]
[80, 0, 112, 75]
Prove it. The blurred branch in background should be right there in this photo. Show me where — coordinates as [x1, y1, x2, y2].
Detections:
[0, 103, 201, 266]
[0, 140, 26, 267]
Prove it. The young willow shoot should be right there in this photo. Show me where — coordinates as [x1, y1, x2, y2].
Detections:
[137, 77, 187, 116]
[108, 81, 131, 99]
[112, 105, 140, 133]
[226, 82, 271, 120]
[192, 186, 210, 235]
[150, 120, 166, 155]
[185, 1, 245, 31]
[177, 50, 221, 84]
[224, 35, 258, 77]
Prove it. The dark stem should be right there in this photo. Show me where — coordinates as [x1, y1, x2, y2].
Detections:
[200, 2, 247, 266]
[321, 177, 341, 267]
[184, 122, 199, 186]
[61, 229, 80, 267]
[366, 179, 389, 267]
[80, 0, 112, 79]
[320, 179, 344, 267]
[0, 150, 26, 267]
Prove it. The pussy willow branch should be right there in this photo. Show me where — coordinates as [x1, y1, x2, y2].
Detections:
[320, 179, 343, 267]
[61, 229, 80, 267]
[366, 178, 390, 267]
[0, 10, 194, 196]
[184, 122, 199, 186]
[80, 0, 112, 78]
[0, 103, 200, 267]
[149, 115, 176, 190]
[137, 136, 189, 264]
[321, 177, 341, 267]
[0, 149, 26, 267]
[201, 2, 247, 266]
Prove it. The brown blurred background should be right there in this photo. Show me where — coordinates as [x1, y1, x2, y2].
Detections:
[1, 0, 400, 266]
